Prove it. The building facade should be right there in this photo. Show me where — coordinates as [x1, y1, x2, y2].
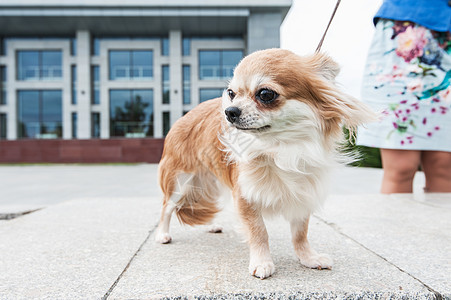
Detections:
[0, 0, 291, 162]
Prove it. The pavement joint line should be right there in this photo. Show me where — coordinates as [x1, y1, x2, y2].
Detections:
[388, 194, 451, 210]
[101, 223, 159, 300]
[313, 215, 444, 300]
[0, 208, 42, 220]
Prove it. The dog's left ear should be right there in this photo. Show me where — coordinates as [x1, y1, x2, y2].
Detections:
[305, 53, 378, 133]
[306, 52, 340, 81]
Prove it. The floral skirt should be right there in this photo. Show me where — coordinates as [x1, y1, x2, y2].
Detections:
[357, 19, 451, 151]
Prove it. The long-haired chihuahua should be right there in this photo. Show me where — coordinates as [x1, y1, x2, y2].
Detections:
[155, 48, 376, 279]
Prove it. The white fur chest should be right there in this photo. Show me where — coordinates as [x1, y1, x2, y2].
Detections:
[237, 156, 330, 221]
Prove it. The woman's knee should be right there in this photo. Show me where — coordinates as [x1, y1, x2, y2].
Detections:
[381, 149, 420, 181]
[422, 151, 451, 179]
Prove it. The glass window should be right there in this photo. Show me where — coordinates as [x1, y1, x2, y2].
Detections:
[109, 51, 128, 80]
[92, 38, 100, 56]
[163, 112, 170, 136]
[0, 37, 5, 56]
[182, 38, 191, 56]
[17, 51, 38, 80]
[199, 50, 243, 80]
[199, 88, 224, 103]
[0, 113, 6, 139]
[71, 112, 77, 138]
[162, 65, 170, 104]
[91, 66, 100, 104]
[109, 50, 153, 80]
[71, 38, 77, 56]
[222, 51, 243, 78]
[0, 66, 6, 105]
[132, 51, 152, 78]
[91, 112, 100, 138]
[71, 65, 77, 104]
[161, 38, 169, 56]
[18, 90, 62, 139]
[17, 50, 62, 81]
[183, 65, 191, 105]
[109, 89, 154, 138]
[199, 51, 220, 79]
[41, 51, 62, 78]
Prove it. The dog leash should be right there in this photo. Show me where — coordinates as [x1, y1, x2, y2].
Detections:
[315, 0, 341, 53]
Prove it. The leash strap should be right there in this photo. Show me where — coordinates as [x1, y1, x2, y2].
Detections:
[315, 0, 341, 53]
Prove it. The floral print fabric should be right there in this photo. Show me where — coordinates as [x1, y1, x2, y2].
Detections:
[357, 19, 451, 151]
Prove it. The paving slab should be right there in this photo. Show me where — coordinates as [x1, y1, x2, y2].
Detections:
[109, 199, 437, 299]
[0, 197, 160, 299]
[319, 194, 451, 298]
[0, 164, 162, 214]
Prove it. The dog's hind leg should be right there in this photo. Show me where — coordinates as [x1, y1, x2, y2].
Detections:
[155, 198, 176, 244]
[290, 216, 333, 270]
[154, 172, 194, 244]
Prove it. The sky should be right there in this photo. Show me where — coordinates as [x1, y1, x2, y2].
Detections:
[280, 0, 383, 98]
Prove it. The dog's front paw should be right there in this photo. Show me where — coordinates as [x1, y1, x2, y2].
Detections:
[299, 253, 333, 270]
[249, 260, 275, 279]
[155, 231, 172, 244]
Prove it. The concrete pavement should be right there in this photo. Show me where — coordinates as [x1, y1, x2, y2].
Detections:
[0, 165, 449, 299]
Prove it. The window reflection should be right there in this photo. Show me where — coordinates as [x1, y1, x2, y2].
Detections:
[109, 89, 153, 137]
[0, 66, 6, 105]
[161, 38, 169, 56]
[183, 65, 191, 105]
[109, 50, 153, 80]
[199, 50, 243, 80]
[71, 65, 77, 104]
[71, 112, 77, 138]
[162, 65, 170, 104]
[199, 88, 224, 102]
[17, 51, 62, 81]
[91, 66, 100, 104]
[18, 90, 62, 139]
[91, 112, 100, 138]
[163, 112, 170, 136]
[0, 113, 6, 139]
[182, 38, 190, 56]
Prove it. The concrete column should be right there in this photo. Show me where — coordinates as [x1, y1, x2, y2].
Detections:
[169, 30, 183, 126]
[247, 12, 282, 54]
[76, 31, 91, 139]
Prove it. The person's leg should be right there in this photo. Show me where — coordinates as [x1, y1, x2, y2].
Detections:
[421, 151, 451, 192]
[380, 149, 421, 194]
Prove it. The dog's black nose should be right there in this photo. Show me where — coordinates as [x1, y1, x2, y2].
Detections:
[225, 107, 241, 123]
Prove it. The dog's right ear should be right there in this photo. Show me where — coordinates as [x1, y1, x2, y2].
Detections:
[306, 52, 340, 81]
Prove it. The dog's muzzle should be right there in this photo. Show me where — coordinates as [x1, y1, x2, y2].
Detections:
[225, 106, 241, 124]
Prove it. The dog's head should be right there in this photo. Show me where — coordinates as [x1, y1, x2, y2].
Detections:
[222, 48, 376, 142]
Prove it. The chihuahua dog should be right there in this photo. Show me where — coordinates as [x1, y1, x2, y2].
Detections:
[155, 48, 375, 279]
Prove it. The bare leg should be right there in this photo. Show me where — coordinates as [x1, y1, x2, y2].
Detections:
[380, 149, 421, 194]
[290, 217, 332, 270]
[235, 191, 274, 279]
[155, 200, 176, 244]
[421, 151, 451, 192]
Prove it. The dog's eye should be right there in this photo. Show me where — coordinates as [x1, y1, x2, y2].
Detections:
[256, 89, 278, 104]
[227, 89, 236, 100]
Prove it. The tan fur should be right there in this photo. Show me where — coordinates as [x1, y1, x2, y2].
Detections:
[155, 48, 377, 278]
[158, 99, 237, 226]
[232, 49, 376, 138]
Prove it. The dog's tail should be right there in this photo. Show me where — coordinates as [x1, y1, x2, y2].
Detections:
[175, 195, 220, 226]
[163, 171, 221, 226]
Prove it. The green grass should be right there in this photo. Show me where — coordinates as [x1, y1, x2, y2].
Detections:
[343, 128, 382, 168]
